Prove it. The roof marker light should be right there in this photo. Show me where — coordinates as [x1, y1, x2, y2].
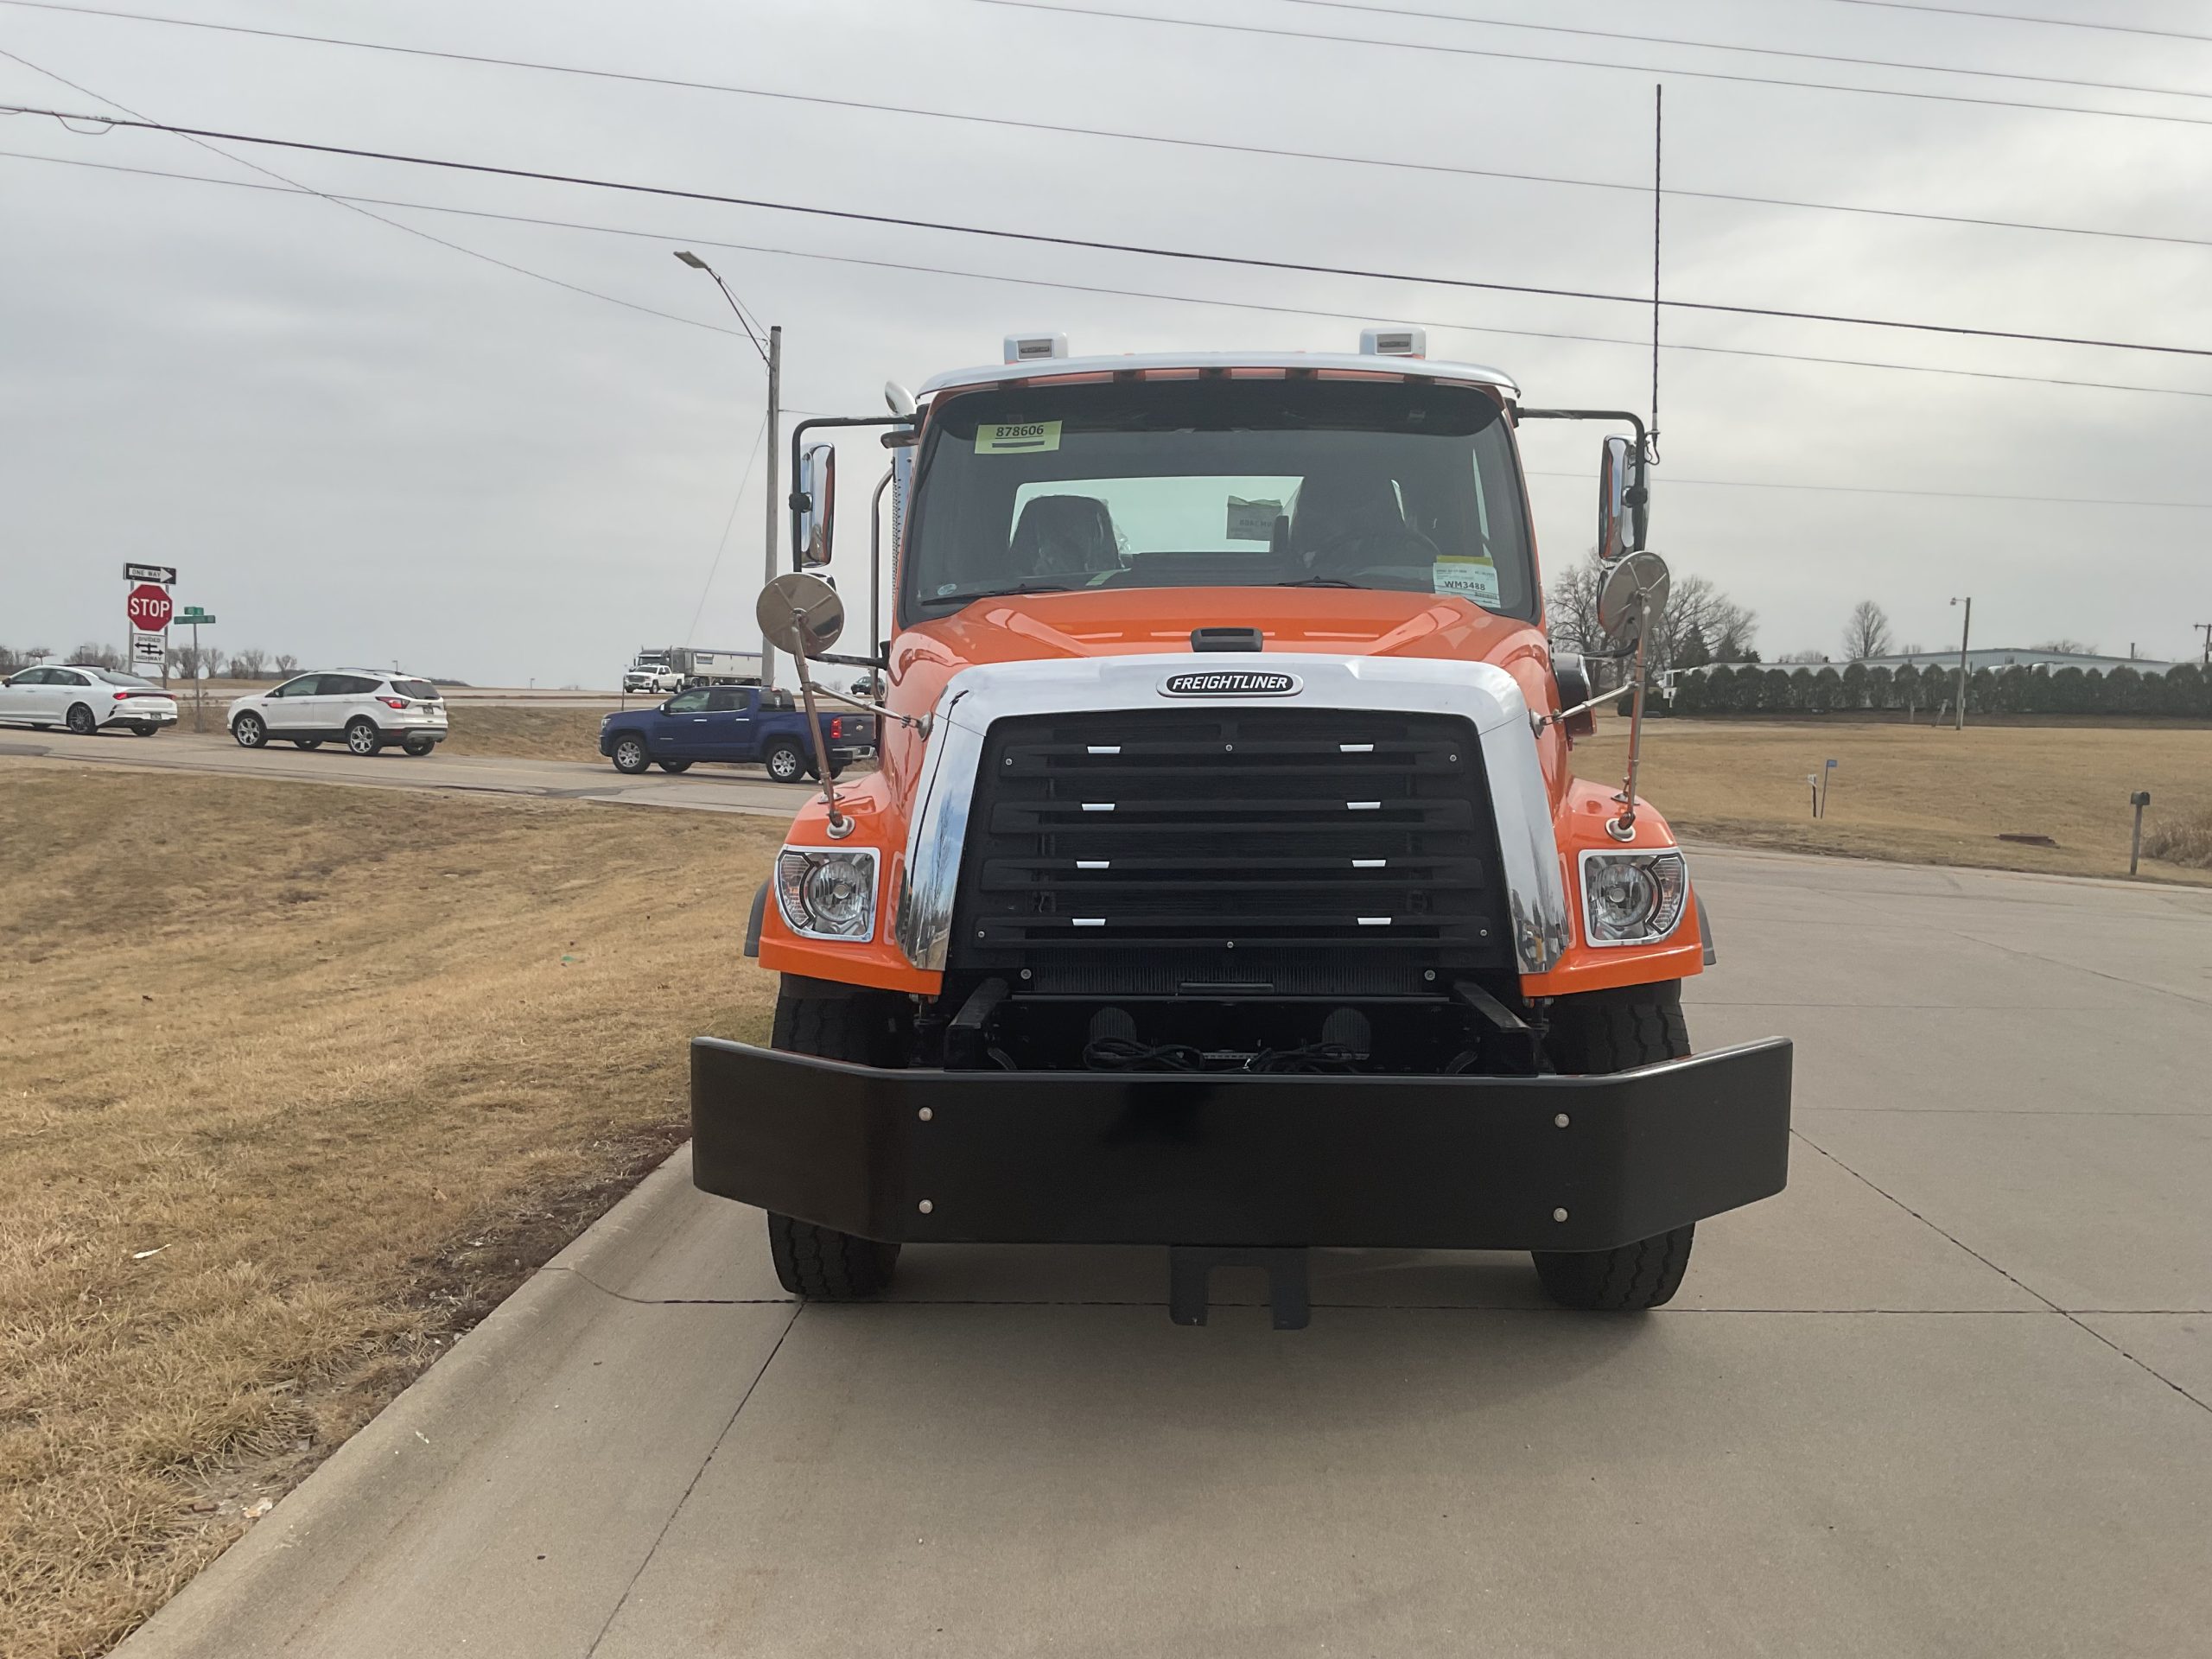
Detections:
[1004, 332, 1070, 364]
[1360, 327, 1427, 358]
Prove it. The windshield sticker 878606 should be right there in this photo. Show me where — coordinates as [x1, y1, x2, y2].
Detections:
[976, 420, 1062, 455]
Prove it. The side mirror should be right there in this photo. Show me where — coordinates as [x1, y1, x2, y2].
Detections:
[1597, 550, 1672, 650]
[757, 570, 846, 661]
[793, 443, 836, 569]
[1597, 434, 1649, 561]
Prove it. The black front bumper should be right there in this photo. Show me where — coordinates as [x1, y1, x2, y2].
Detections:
[690, 1039, 1792, 1252]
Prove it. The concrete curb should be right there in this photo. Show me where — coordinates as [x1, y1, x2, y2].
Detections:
[113, 1147, 713, 1657]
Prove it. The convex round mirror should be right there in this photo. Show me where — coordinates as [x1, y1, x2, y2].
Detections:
[757, 571, 845, 660]
[1597, 550, 1671, 648]
[794, 442, 837, 569]
[1597, 434, 1649, 561]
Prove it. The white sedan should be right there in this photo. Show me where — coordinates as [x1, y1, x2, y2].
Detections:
[0, 665, 180, 736]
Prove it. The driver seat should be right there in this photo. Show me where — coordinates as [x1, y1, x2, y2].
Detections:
[1291, 469, 1408, 575]
[1008, 494, 1121, 579]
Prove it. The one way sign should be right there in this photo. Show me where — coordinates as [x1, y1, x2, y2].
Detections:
[124, 562, 179, 584]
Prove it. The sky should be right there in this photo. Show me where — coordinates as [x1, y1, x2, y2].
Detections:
[3, 0, 2209, 686]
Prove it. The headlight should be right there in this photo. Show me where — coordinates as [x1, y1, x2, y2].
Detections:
[774, 846, 878, 941]
[1579, 848, 1688, 947]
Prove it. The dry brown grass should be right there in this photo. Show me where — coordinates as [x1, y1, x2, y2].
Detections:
[0, 768, 784, 1658]
[2144, 804, 2212, 869]
[435, 705, 613, 761]
[1570, 716, 2212, 885]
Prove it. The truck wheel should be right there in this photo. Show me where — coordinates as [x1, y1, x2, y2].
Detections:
[765, 741, 805, 785]
[1529, 981, 1697, 1312]
[764, 982, 906, 1300]
[658, 760, 693, 773]
[611, 734, 650, 774]
[804, 760, 847, 782]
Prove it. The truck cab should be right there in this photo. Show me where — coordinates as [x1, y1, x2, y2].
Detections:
[696, 332, 1791, 1322]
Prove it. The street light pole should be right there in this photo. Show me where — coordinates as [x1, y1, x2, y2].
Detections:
[674, 251, 779, 686]
[763, 323, 782, 687]
[1950, 595, 1972, 731]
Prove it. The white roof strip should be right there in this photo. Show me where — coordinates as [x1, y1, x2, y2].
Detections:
[918, 350, 1518, 400]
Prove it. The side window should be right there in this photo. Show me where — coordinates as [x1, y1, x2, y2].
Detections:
[60, 671, 92, 686]
[705, 689, 746, 712]
[665, 690, 711, 713]
[327, 675, 378, 696]
[16, 668, 53, 685]
[274, 676, 319, 697]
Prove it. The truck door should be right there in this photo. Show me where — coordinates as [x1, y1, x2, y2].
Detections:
[694, 685, 756, 765]
[702, 687, 757, 760]
[652, 688, 714, 756]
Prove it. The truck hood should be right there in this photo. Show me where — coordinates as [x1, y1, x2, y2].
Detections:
[903, 587, 1538, 670]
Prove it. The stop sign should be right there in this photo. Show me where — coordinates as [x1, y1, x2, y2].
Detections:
[127, 583, 173, 632]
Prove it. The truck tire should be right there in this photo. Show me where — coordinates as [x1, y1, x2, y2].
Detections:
[658, 760, 693, 773]
[764, 982, 905, 1300]
[610, 734, 650, 774]
[764, 741, 805, 785]
[1529, 981, 1697, 1312]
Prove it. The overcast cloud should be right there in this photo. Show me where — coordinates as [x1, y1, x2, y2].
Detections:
[3, 0, 2209, 685]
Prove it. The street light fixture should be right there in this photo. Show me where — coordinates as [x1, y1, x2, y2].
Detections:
[675, 251, 782, 687]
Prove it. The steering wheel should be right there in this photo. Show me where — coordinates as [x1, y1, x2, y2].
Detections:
[1304, 523, 1440, 578]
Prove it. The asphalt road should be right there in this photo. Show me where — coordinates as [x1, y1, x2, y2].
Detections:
[0, 728, 807, 817]
[112, 848, 2212, 1658]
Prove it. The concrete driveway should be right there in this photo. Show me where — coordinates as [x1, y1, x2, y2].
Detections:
[116, 849, 2212, 1658]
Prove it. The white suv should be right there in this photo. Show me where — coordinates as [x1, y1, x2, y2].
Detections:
[229, 671, 449, 757]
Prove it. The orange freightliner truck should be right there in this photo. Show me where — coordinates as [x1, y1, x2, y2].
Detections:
[693, 327, 1792, 1326]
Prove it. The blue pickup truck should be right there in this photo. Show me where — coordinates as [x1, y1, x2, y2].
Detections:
[599, 685, 874, 782]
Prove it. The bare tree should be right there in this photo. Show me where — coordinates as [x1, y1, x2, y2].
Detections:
[1544, 548, 1606, 656]
[1842, 601, 1893, 662]
[2031, 638, 2098, 655]
[1662, 575, 1758, 670]
[0, 645, 22, 675]
[1547, 550, 1758, 685]
[1778, 650, 1832, 664]
[25, 644, 53, 665]
[68, 640, 127, 671]
[227, 647, 270, 679]
[275, 652, 299, 674]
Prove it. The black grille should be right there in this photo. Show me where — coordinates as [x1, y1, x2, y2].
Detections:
[949, 707, 1512, 996]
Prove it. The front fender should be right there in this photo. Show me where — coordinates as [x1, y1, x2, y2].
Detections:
[1516, 778, 1707, 998]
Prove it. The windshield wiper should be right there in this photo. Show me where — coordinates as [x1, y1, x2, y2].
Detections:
[917, 581, 1075, 611]
[1275, 576, 1363, 588]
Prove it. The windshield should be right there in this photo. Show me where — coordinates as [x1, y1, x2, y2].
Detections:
[900, 378, 1533, 623]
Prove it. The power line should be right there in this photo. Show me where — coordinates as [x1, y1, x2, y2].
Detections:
[0, 48, 749, 342]
[4, 148, 2200, 514]
[686, 412, 769, 645]
[1525, 470, 2212, 510]
[971, 0, 2212, 129]
[8, 1, 2209, 251]
[9, 103, 2212, 363]
[1818, 0, 2212, 47]
[1281, 0, 2212, 102]
[10, 144, 2203, 404]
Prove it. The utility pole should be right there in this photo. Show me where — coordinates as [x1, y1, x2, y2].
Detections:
[763, 323, 782, 688]
[1950, 595, 1972, 731]
[2195, 621, 2211, 668]
[673, 251, 780, 687]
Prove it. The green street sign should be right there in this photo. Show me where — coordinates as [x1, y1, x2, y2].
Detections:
[179, 608, 216, 622]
